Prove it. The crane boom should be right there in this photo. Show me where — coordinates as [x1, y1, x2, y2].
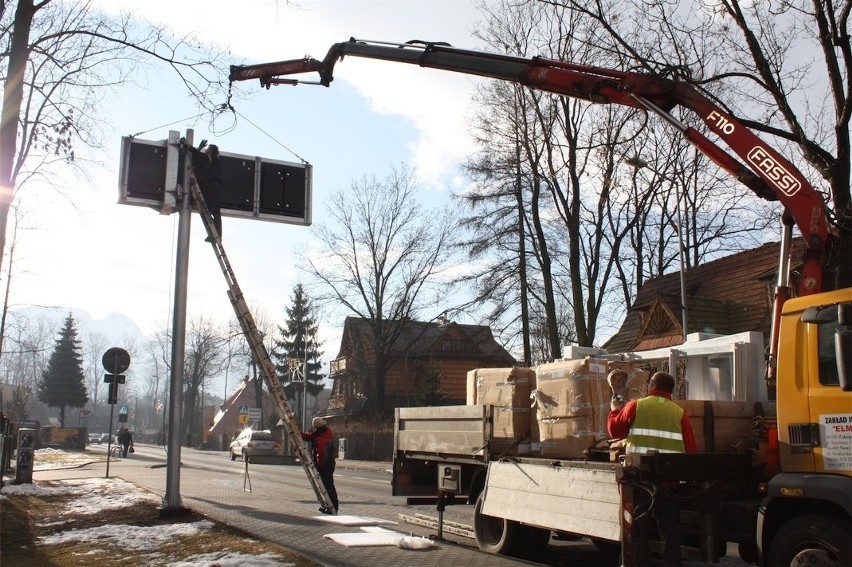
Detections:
[230, 37, 837, 393]
[230, 39, 830, 290]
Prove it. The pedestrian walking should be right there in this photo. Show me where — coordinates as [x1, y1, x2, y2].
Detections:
[118, 428, 134, 458]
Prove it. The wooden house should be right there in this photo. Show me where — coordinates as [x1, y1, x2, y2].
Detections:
[325, 316, 517, 417]
[603, 239, 805, 353]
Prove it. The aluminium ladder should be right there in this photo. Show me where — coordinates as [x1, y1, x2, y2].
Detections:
[186, 169, 335, 513]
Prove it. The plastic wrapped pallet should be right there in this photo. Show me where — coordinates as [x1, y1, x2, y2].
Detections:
[533, 358, 608, 419]
[537, 416, 597, 458]
[675, 400, 773, 452]
[466, 367, 534, 455]
[466, 367, 534, 406]
[492, 406, 533, 455]
[532, 358, 609, 457]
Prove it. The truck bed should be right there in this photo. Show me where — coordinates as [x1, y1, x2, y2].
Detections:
[482, 459, 620, 541]
[395, 405, 493, 464]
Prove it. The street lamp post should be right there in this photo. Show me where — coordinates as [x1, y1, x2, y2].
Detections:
[626, 155, 689, 343]
[674, 188, 689, 340]
[302, 336, 311, 431]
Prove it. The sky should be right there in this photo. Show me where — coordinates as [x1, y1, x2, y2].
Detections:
[8, 1, 490, 389]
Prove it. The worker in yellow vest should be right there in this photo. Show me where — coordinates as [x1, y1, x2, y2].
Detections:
[608, 371, 697, 567]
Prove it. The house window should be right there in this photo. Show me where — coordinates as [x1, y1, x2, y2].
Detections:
[442, 339, 464, 352]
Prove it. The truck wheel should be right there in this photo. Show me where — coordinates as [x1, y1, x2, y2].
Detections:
[473, 493, 521, 555]
[767, 514, 851, 567]
[517, 525, 551, 558]
[737, 541, 758, 564]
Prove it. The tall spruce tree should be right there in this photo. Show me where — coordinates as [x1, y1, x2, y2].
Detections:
[272, 284, 324, 421]
[37, 314, 88, 426]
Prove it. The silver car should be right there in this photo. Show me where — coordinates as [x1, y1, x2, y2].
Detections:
[229, 429, 279, 461]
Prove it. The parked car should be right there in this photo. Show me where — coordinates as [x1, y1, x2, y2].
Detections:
[88, 433, 102, 445]
[229, 429, 279, 461]
[98, 433, 111, 444]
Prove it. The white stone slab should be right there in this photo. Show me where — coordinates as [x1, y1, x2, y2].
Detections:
[312, 514, 398, 526]
[322, 532, 402, 547]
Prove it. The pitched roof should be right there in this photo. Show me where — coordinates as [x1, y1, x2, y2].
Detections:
[337, 316, 515, 362]
[604, 239, 805, 353]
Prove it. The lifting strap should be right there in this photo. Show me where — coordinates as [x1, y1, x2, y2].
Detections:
[187, 170, 335, 513]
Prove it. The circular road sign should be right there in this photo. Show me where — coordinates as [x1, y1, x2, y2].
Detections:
[102, 347, 131, 374]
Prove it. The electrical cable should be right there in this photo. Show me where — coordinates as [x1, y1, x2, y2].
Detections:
[230, 107, 310, 165]
[128, 114, 204, 138]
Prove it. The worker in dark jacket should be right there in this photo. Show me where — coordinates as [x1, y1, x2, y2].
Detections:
[301, 417, 338, 514]
[182, 139, 223, 242]
[608, 371, 697, 567]
[118, 428, 134, 457]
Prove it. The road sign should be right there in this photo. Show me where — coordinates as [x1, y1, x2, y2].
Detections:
[239, 405, 249, 414]
[102, 347, 131, 374]
[104, 373, 126, 384]
[119, 404, 129, 415]
[248, 408, 262, 421]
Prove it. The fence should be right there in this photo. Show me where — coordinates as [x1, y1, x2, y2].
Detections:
[336, 430, 394, 461]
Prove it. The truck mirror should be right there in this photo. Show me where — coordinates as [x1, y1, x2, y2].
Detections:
[802, 304, 838, 324]
[836, 331, 852, 392]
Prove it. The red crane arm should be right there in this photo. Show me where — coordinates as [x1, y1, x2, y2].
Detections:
[230, 38, 830, 294]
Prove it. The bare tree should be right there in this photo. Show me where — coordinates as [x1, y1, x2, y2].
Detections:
[544, 0, 851, 288]
[458, 78, 535, 362]
[0, 308, 56, 420]
[0, 309, 57, 390]
[245, 306, 278, 427]
[141, 336, 167, 433]
[0, 0, 230, 278]
[82, 330, 108, 419]
[221, 318, 250, 400]
[467, 0, 648, 350]
[461, 0, 781, 352]
[181, 316, 226, 446]
[304, 164, 456, 419]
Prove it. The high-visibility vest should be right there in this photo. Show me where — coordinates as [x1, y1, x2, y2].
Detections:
[626, 396, 686, 454]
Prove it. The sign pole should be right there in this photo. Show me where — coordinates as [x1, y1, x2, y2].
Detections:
[102, 347, 130, 479]
[106, 401, 116, 477]
[162, 129, 192, 515]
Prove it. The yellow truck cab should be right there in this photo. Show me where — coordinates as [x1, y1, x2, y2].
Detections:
[760, 288, 852, 565]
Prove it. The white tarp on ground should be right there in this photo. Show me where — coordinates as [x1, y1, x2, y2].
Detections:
[323, 527, 403, 547]
[312, 514, 397, 526]
[322, 532, 403, 547]
[322, 527, 436, 549]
